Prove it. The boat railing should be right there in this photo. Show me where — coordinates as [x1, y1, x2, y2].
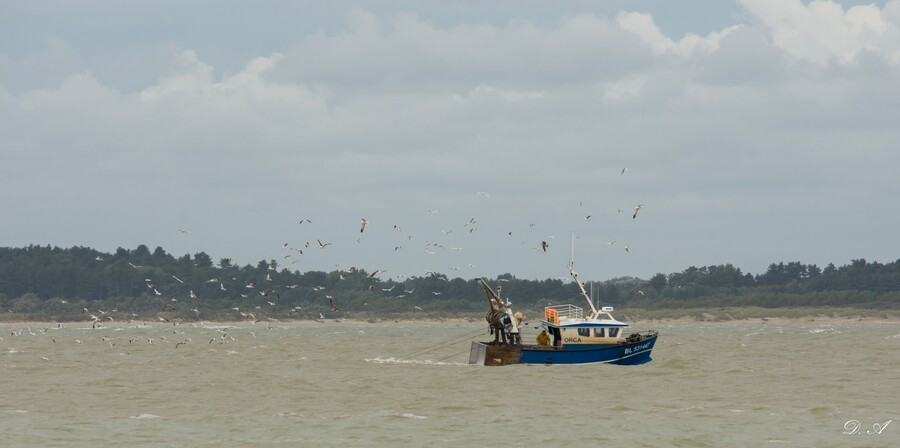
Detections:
[544, 304, 583, 323]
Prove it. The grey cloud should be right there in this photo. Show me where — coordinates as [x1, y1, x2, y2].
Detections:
[2, 4, 900, 280]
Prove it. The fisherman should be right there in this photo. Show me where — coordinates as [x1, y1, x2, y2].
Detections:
[536, 329, 550, 346]
[507, 312, 524, 345]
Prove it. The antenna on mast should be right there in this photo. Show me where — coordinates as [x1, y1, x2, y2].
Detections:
[569, 232, 575, 271]
[568, 232, 599, 316]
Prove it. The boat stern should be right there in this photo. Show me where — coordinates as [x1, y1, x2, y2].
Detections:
[469, 341, 523, 366]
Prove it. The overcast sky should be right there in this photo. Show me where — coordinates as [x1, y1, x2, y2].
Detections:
[2, 0, 899, 282]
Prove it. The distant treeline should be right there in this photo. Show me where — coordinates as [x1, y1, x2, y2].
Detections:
[0, 244, 898, 322]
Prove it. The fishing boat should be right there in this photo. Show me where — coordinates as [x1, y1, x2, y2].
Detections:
[469, 263, 658, 366]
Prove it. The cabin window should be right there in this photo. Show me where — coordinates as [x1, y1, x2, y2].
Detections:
[577, 328, 590, 337]
[594, 328, 605, 337]
[608, 328, 619, 337]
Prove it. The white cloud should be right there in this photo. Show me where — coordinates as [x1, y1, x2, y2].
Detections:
[616, 11, 741, 57]
[272, 10, 648, 94]
[0, 36, 83, 92]
[139, 51, 316, 106]
[603, 74, 648, 100]
[739, 0, 900, 65]
[138, 50, 214, 102]
[456, 85, 544, 102]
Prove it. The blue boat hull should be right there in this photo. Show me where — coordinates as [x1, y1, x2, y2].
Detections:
[469, 333, 657, 366]
[520, 333, 657, 365]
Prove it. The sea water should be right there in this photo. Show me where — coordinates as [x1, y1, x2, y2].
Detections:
[1, 319, 897, 447]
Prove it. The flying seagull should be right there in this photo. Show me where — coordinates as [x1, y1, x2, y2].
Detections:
[263, 289, 280, 299]
[360, 218, 368, 233]
[317, 239, 332, 249]
[633, 204, 643, 219]
[541, 241, 549, 252]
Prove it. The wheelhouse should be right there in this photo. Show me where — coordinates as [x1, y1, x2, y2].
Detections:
[542, 304, 628, 347]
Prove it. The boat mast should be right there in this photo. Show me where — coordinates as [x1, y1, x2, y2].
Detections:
[569, 233, 599, 317]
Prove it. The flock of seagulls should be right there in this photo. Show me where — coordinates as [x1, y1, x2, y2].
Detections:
[3, 170, 650, 366]
[3, 319, 273, 358]
[78, 167, 648, 322]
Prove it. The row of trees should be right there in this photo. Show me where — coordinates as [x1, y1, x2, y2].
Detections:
[0, 245, 898, 321]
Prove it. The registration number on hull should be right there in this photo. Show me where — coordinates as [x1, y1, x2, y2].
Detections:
[624, 342, 651, 355]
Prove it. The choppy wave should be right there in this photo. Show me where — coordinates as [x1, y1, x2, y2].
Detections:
[129, 414, 162, 419]
[2, 322, 897, 447]
[807, 327, 840, 334]
[365, 357, 467, 366]
[400, 413, 428, 419]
